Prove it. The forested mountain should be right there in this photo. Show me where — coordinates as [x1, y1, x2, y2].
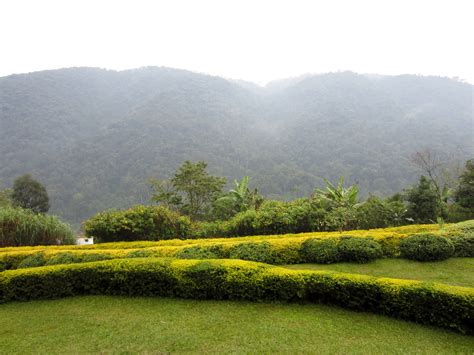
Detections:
[0, 67, 472, 225]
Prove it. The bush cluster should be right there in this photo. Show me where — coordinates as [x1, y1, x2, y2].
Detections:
[400, 234, 455, 261]
[84, 205, 192, 242]
[0, 258, 472, 333]
[443, 221, 474, 257]
[0, 207, 74, 247]
[300, 236, 382, 263]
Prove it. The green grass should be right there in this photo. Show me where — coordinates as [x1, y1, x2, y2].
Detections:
[284, 257, 474, 287]
[0, 296, 473, 354]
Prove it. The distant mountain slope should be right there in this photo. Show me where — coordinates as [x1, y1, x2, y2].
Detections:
[0, 67, 472, 224]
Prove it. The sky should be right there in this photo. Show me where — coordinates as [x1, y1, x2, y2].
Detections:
[0, 0, 473, 85]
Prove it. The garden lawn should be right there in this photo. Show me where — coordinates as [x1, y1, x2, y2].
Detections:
[284, 258, 474, 287]
[1, 296, 473, 354]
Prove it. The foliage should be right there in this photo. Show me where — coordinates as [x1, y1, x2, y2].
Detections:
[150, 161, 226, 220]
[400, 234, 455, 261]
[315, 177, 359, 209]
[0, 258, 472, 333]
[314, 177, 361, 231]
[406, 176, 442, 223]
[336, 236, 383, 263]
[454, 160, 474, 211]
[0, 207, 74, 247]
[45, 252, 82, 266]
[17, 252, 47, 269]
[0, 185, 12, 208]
[443, 220, 474, 257]
[84, 205, 192, 242]
[1, 69, 472, 225]
[175, 245, 227, 259]
[355, 196, 407, 229]
[11, 175, 50, 213]
[228, 242, 277, 264]
[214, 176, 264, 220]
[300, 238, 340, 264]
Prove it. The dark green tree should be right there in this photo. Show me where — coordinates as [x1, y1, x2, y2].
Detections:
[150, 161, 226, 220]
[454, 159, 474, 210]
[406, 176, 440, 223]
[11, 174, 50, 213]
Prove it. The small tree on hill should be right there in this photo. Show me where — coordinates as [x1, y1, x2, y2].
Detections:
[150, 161, 226, 220]
[406, 176, 440, 223]
[454, 159, 474, 211]
[11, 174, 50, 213]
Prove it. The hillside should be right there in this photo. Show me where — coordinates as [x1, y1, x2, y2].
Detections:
[0, 67, 472, 224]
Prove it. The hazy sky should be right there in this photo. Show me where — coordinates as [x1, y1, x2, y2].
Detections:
[0, 0, 473, 84]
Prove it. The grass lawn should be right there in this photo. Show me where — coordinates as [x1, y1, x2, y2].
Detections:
[0, 296, 473, 353]
[284, 258, 474, 287]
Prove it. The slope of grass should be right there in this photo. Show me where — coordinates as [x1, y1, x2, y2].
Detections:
[284, 258, 474, 287]
[1, 296, 473, 354]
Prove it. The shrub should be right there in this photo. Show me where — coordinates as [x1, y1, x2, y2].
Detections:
[81, 253, 113, 263]
[0, 207, 74, 247]
[175, 245, 227, 259]
[337, 236, 383, 263]
[84, 205, 192, 242]
[126, 249, 155, 258]
[400, 234, 455, 261]
[45, 252, 82, 266]
[449, 235, 474, 257]
[17, 253, 46, 268]
[229, 242, 276, 264]
[191, 221, 229, 239]
[226, 209, 258, 237]
[0, 258, 472, 333]
[300, 238, 340, 264]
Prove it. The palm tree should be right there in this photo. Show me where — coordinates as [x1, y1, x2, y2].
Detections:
[315, 176, 360, 209]
[315, 176, 361, 231]
[218, 176, 251, 212]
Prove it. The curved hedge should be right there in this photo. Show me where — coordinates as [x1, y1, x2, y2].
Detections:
[0, 258, 472, 333]
[0, 207, 74, 247]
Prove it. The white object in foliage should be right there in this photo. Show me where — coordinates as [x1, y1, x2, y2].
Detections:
[76, 237, 94, 245]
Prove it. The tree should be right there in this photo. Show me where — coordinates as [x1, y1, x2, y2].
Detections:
[406, 176, 440, 223]
[150, 161, 226, 220]
[454, 159, 474, 210]
[11, 174, 50, 213]
[0, 183, 12, 208]
[314, 176, 360, 209]
[313, 176, 360, 231]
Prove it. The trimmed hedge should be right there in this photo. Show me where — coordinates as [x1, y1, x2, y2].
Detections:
[1, 233, 470, 271]
[0, 258, 472, 333]
[400, 234, 455, 261]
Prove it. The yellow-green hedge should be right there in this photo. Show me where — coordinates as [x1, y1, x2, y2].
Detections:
[0, 258, 472, 333]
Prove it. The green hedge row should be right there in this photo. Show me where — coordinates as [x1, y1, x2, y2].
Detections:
[2, 233, 472, 271]
[0, 258, 472, 333]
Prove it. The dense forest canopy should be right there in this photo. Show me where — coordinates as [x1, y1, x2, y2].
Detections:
[0, 67, 472, 225]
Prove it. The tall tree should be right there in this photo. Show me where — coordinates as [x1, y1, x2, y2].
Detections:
[406, 176, 440, 223]
[11, 174, 50, 213]
[150, 161, 226, 220]
[454, 159, 474, 211]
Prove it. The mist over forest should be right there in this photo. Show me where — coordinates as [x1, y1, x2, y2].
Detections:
[0, 67, 472, 224]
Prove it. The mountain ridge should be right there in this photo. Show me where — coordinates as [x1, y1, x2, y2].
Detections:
[1, 67, 472, 224]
